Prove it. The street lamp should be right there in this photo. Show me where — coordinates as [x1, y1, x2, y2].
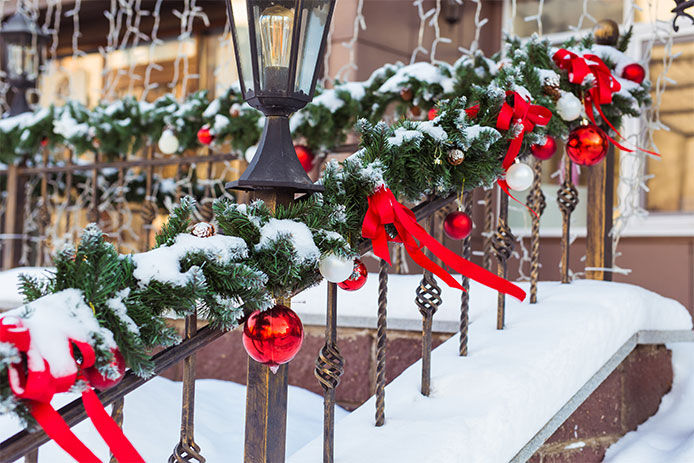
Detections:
[224, 0, 336, 193]
[0, 11, 47, 116]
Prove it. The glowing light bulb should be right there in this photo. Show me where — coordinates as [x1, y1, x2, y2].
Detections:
[258, 4, 294, 90]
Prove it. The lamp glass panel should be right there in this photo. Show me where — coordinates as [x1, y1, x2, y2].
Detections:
[295, 0, 330, 94]
[6, 43, 25, 79]
[230, 0, 255, 93]
[253, 0, 295, 91]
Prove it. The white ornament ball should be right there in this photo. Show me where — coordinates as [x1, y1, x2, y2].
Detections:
[556, 92, 583, 121]
[158, 128, 180, 154]
[245, 145, 258, 163]
[505, 162, 534, 191]
[319, 253, 354, 283]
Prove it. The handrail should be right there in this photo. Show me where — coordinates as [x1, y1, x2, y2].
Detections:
[0, 192, 455, 461]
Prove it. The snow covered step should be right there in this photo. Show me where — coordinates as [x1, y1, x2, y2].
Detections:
[289, 281, 692, 463]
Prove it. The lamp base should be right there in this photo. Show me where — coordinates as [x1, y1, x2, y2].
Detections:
[226, 115, 323, 194]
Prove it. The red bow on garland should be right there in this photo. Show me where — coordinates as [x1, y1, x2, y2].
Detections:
[1, 316, 144, 463]
[362, 186, 526, 301]
[495, 91, 552, 216]
[552, 49, 659, 157]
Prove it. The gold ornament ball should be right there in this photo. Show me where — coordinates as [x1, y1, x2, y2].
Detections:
[400, 88, 413, 101]
[447, 149, 465, 166]
[593, 19, 619, 46]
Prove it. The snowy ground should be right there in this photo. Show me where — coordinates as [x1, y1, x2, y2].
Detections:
[0, 376, 347, 462]
[604, 343, 694, 463]
[289, 280, 691, 463]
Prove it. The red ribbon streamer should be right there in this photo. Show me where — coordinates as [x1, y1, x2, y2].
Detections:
[1, 316, 144, 463]
[362, 186, 526, 301]
[495, 91, 552, 216]
[552, 49, 659, 157]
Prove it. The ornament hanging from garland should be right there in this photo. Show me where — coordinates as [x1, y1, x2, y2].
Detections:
[443, 211, 472, 240]
[593, 19, 620, 46]
[294, 145, 315, 172]
[556, 92, 583, 121]
[337, 258, 368, 291]
[531, 135, 557, 160]
[229, 103, 242, 118]
[40, 137, 48, 147]
[197, 125, 214, 145]
[447, 148, 465, 166]
[428, 107, 438, 120]
[191, 222, 215, 238]
[622, 63, 646, 84]
[410, 105, 422, 118]
[505, 162, 534, 191]
[83, 348, 126, 391]
[158, 128, 179, 154]
[319, 253, 354, 283]
[242, 304, 304, 373]
[566, 123, 609, 166]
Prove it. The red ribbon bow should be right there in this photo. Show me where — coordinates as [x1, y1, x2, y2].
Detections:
[495, 91, 552, 216]
[362, 186, 526, 301]
[552, 49, 659, 157]
[1, 316, 144, 463]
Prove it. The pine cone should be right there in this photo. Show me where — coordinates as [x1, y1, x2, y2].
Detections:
[543, 84, 561, 102]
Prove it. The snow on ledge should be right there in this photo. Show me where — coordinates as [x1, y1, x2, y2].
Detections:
[289, 280, 692, 463]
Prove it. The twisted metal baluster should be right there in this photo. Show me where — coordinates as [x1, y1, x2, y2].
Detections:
[141, 145, 156, 252]
[199, 156, 214, 222]
[558, 156, 579, 284]
[459, 191, 473, 356]
[109, 398, 124, 463]
[416, 217, 442, 396]
[375, 259, 388, 426]
[314, 282, 344, 463]
[37, 147, 51, 267]
[88, 151, 100, 225]
[482, 188, 495, 271]
[492, 192, 515, 330]
[527, 159, 547, 303]
[169, 310, 205, 463]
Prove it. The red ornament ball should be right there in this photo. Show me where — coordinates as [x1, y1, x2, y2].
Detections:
[197, 126, 214, 145]
[337, 259, 368, 291]
[40, 137, 48, 147]
[242, 304, 304, 372]
[83, 348, 126, 391]
[443, 211, 473, 240]
[531, 136, 557, 160]
[621, 63, 645, 84]
[566, 124, 609, 166]
[428, 107, 438, 120]
[294, 145, 315, 172]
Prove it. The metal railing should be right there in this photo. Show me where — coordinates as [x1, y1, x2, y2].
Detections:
[0, 141, 614, 463]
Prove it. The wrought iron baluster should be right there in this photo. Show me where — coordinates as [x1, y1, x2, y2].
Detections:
[482, 188, 495, 271]
[314, 282, 344, 463]
[141, 145, 156, 253]
[37, 147, 51, 267]
[170, 309, 205, 463]
[109, 398, 124, 463]
[24, 449, 37, 463]
[375, 259, 387, 425]
[527, 159, 546, 303]
[459, 191, 473, 356]
[416, 217, 442, 397]
[64, 149, 74, 243]
[88, 152, 100, 225]
[558, 155, 579, 284]
[492, 192, 514, 330]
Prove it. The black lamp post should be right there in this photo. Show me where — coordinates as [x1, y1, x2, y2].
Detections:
[224, 0, 336, 193]
[0, 11, 47, 117]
